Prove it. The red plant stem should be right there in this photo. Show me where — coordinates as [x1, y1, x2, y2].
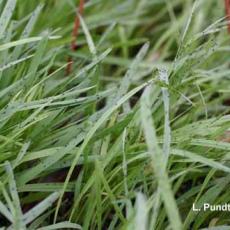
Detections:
[66, 0, 85, 75]
[225, 0, 230, 33]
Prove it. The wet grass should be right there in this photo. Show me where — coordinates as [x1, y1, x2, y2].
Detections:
[0, 0, 230, 229]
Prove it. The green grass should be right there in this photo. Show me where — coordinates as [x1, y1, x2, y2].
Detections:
[0, 0, 230, 229]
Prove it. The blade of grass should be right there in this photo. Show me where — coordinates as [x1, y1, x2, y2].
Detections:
[141, 85, 182, 230]
[0, 0, 16, 38]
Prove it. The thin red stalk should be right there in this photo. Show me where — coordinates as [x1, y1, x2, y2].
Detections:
[225, 0, 230, 33]
[66, 0, 85, 75]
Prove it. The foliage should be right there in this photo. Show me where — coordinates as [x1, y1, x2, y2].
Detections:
[0, 0, 230, 229]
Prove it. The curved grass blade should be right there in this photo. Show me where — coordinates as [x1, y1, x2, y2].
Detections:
[141, 85, 182, 230]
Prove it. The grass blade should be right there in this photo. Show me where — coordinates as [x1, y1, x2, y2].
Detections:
[141, 85, 182, 230]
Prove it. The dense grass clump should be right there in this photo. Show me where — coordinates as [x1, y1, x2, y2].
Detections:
[0, 0, 230, 229]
